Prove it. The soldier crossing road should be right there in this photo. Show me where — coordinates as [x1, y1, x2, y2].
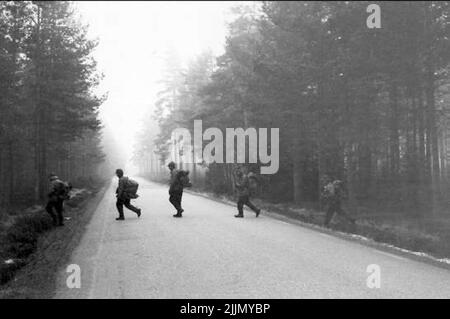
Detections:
[322, 179, 355, 227]
[234, 168, 261, 218]
[167, 162, 192, 218]
[115, 169, 142, 221]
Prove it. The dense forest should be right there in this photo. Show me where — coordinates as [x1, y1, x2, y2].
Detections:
[0, 1, 106, 211]
[134, 1, 450, 216]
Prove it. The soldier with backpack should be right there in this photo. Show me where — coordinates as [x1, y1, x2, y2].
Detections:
[46, 173, 72, 227]
[322, 178, 356, 227]
[167, 161, 191, 218]
[115, 169, 142, 221]
[233, 168, 261, 218]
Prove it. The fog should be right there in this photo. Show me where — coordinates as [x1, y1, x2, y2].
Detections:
[75, 1, 237, 173]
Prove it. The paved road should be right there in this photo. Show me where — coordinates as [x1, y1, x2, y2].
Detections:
[55, 178, 450, 298]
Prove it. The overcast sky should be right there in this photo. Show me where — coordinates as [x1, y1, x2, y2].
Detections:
[75, 1, 239, 162]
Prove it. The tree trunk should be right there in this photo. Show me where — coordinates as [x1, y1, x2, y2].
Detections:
[389, 79, 400, 182]
[292, 137, 303, 205]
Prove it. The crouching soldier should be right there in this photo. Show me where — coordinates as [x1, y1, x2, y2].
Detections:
[234, 168, 261, 218]
[322, 179, 355, 227]
[115, 169, 142, 221]
[168, 162, 191, 218]
[46, 173, 71, 226]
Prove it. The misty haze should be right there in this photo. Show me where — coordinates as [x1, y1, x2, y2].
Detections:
[2, 1, 450, 301]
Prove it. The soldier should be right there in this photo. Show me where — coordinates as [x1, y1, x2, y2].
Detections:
[319, 174, 332, 211]
[167, 161, 189, 218]
[115, 169, 141, 221]
[323, 179, 356, 227]
[234, 168, 261, 218]
[45, 173, 71, 227]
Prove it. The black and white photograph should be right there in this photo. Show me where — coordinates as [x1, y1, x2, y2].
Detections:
[1, 0, 450, 305]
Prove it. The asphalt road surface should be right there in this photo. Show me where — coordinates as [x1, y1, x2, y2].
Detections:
[55, 178, 450, 298]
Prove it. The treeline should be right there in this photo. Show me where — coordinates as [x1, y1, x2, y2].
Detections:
[135, 1, 450, 215]
[0, 1, 104, 210]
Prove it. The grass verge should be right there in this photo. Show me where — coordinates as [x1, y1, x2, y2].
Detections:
[0, 182, 108, 299]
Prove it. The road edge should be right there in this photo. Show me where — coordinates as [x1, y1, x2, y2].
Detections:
[181, 187, 450, 272]
[0, 182, 110, 299]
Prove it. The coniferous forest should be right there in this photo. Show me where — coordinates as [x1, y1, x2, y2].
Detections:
[0, 1, 106, 210]
[3, 0, 450, 300]
[134, 1, 450, 217]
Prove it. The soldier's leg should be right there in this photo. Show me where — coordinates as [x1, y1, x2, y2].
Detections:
[244, 196, 261, 215]
[169, 192, 182, 212]
[55, 199, 64, 226]
[235, 196, 245, 217]
[169, 193, 176, 209]
[178, 191, 183, 212]
[124, 198, 140, 214]
[337, 205, 356, 224]
[171, 191, 183, 217]
[116, 198, 125, 219]
[324, 204, 335, 227]
[45, 201, 57, 226]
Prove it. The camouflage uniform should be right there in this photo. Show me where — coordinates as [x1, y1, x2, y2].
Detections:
[45, 177, 66, 226]
[323, 180, 355, 227]
[235, 173, 261, 217]
[116, 176, 141, 219]
[169, 169, 184, 215]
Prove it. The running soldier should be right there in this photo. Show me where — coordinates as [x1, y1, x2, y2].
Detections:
[46, 173, 71, 226]
[234, 168, 261, 218]
[322, 179, 355, 227]
[115, 169, 142, 221]
[168, 162, 191, 218]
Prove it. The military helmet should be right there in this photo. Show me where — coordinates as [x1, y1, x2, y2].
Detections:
[248, 172, 257, 180]
[333, 179, 343, 188]
[115, 168, 124, 177]
[168, 161, 176, 169]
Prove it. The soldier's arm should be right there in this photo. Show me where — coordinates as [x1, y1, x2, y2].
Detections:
[117, 179, 125, 197]
[54, 182, 64, 195]
[170, 171, 178, 186]
[342, 188, 349, 200]
[242, 176, 249, 188]
[48, 182, 56, 196]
